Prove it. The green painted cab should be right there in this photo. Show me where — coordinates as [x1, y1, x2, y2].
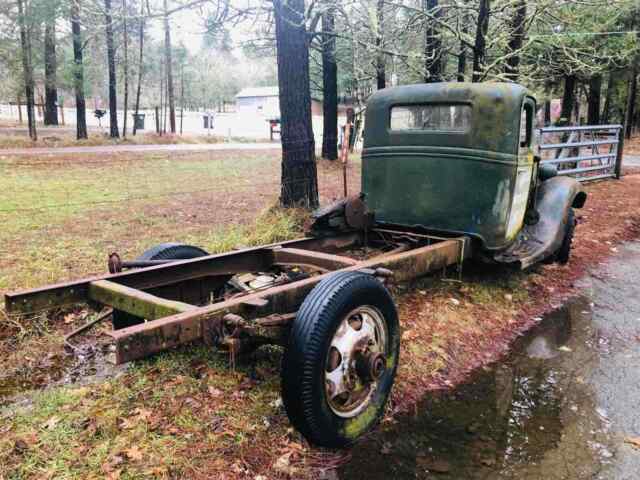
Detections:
[362, 82, 537, 251]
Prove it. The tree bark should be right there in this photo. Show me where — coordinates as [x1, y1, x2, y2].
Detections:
[560, 74, 576, 125]
[122, 0, 129, 137]
[544, 100, 551, 125]
[625, 10, 640, 138]
[472, 0, 490, 82]
[273, 0, 318, 208]
[602, 70, 615, 124]
[17, 0, 37, 141]
[504, 0, 526, 81]
[375, 0, 385, 89]
[587, 74, 602, 125]
[424, 0, 442, 82]
[625, 68, 638, 138]
[105, 0, 119, 138]
[321, 3, 338, 160]
[457, 3, 468, 82]
[44, 19, 58, 125]
[132, 0, 145, 136]
[71, 0, 87, 139]
[164, 0, 176, 133]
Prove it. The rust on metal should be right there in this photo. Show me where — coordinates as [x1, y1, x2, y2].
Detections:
[108, 252, 122, 274]
[103, 239, 465, 364]
[344, 196, 369, 230]
[5, 233, 362, 315]
[271, 247, 358, 270]
[89, 280, 195, 320]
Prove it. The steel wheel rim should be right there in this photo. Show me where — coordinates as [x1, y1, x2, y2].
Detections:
[324, 305, 388, 418]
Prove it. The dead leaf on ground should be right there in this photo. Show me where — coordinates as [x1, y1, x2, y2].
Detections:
[208, 386, 223, 398]
[624, 437, 640, 449]
[125, 445, 144, 461]
[42, 416, 61, 430]
[273, 451, 298, 476]
[102, 455, 124, 476]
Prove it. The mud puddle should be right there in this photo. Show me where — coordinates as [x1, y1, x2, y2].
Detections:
[341, 242, 640, 479]
[0, 341, 126, 408]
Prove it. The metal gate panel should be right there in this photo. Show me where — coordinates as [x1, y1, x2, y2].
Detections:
[538, 124, 623, 182]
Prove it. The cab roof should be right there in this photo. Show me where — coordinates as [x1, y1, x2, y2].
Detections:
[363, 82, 532, 155]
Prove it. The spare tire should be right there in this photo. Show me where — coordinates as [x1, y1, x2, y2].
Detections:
[111, 243, 209, 330]
[137, 242, 209, 261]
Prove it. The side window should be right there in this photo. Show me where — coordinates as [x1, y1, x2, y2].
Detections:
[520, 102, 533, 148]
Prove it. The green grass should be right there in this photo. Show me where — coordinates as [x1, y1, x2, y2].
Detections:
[0, 130, 261, 150]
[0, 151, 276, 225]
[0, 345, 287, 479]
[0, 151, 298, 294]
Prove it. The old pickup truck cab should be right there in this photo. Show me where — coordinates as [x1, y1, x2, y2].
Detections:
[314, 82, 586, 268]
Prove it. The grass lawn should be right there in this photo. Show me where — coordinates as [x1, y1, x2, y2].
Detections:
[1, 149, 640, 479]
[0, 128, 261, 150]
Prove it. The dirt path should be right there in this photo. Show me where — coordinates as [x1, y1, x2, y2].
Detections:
[0, 142, 281, 156]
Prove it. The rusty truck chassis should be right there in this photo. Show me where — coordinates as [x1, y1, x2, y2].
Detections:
[5, 229, 469, 365]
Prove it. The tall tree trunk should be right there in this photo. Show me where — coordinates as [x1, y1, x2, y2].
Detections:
[587, 74, 602, 125]
[504, 0, 526, 81]
[625, 68, 638, 138]
[180, 64, 184, 135]
[544, 100, 551, 125]
[122, 0, 129, 137]
[159, 56, 164, 135]
[273, 0, 318, 208]
[375, 0, 385, 89]
[560, 75, 576, 125]
[472, 0, 490, 82]
[560, 74, 576, 125]
[133, 0, 145, 136]
[71, 0, 87, 139]
[105, 0, 119, 138]
[602, 70, 615, 124]
[164, 0, 176, 133]
[321, 3, 338, 160]
[17, 0, 37, 141]
[424, 0, 442, 82]
[457, 46, 466, 81]
[625, 10, 640, 138]
[44, 19, 58, 125]
[457, 3, 468, 82]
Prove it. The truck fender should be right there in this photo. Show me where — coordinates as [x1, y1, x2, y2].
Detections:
[534, 176, 586, 258]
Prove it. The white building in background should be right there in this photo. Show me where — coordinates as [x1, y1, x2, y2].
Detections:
[235, 87, 280, 118]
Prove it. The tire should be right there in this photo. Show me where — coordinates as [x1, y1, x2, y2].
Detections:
[112, 243, 209, 330]
[556, 208, 576, 265]
[137, 242, 209, 262]
[282, 271, 400, 448]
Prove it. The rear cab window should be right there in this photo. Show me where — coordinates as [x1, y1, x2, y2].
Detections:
[390, 104, 471, 132]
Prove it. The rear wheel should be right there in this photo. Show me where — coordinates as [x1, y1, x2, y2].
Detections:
[556, 208, 576, 265]
[112, 243, 209, 329]
[282, 271, 400, 448]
